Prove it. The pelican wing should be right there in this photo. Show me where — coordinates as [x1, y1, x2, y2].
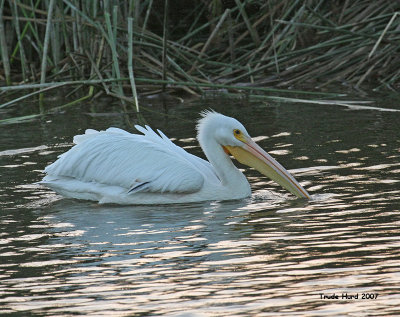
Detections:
[43, 126, 216, 194]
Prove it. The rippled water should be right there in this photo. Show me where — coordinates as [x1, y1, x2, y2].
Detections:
[1, 94, 400, 316]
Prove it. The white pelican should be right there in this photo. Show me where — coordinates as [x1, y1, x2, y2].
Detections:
[40, 111, 310, 204]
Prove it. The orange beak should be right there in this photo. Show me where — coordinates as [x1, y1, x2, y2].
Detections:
[225, 136, 310, 199]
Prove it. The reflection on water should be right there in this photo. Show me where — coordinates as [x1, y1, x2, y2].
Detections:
[1, 95, 400, 316]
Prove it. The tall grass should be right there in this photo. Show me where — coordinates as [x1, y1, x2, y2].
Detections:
[0, 0, 400, 113]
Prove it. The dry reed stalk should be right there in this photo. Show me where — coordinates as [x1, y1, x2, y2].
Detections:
[128, 17, 140, 112]
[162, 0, 168, 92]
[39, 0, 55, 106]
[0, 0, 11, 85]
[1, 0, 399, 118]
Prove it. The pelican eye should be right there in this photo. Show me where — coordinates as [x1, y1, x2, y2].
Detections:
[233, 129, 241, 135]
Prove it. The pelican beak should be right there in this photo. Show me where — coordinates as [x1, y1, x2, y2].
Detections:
[224, 136, 310, 199]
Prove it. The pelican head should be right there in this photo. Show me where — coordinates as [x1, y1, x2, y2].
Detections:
[197, 111, 310, 199]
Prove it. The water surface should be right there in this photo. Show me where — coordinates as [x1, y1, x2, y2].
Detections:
[1, 94, 400, 316]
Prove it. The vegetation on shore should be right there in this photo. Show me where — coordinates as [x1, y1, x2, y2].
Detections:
[0, 0, 400, 116]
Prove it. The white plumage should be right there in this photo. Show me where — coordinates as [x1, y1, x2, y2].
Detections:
[41, 111, 310, 204]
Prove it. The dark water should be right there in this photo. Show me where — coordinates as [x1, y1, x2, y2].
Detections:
[1, 93, 400, 316]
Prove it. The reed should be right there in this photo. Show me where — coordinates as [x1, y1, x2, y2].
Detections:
[0, 0, 11, 85]
[9, 0, 27, 81]
[39, 0, 55, 108]
[0, 0, 399, 113]
[128, 17, 139, 112]
[161, 0, 168, 92]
